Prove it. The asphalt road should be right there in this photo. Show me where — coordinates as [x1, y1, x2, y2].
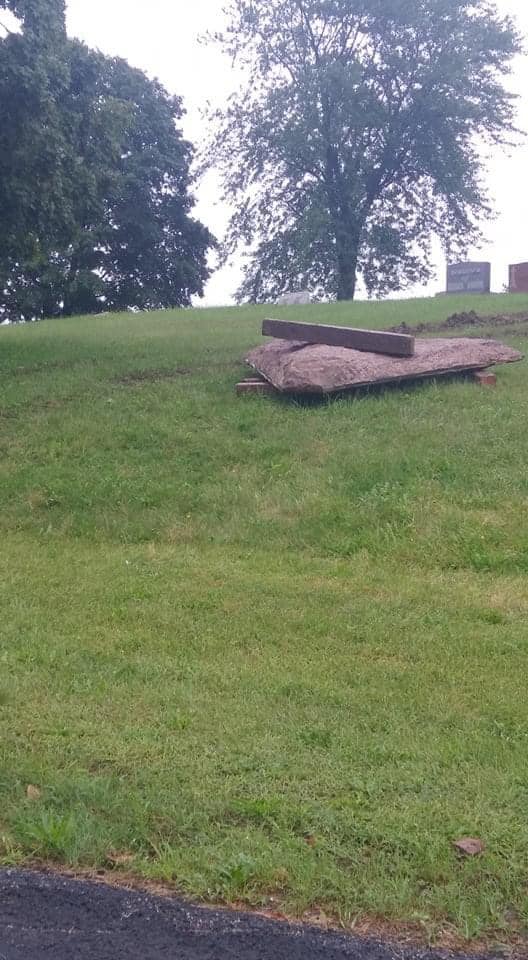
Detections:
[0, 870, 488, 960]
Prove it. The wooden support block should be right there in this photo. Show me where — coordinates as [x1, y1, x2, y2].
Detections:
[473, 369, 497, 387]
[262, 318, 415, 357]
[236, 379, 276, 396]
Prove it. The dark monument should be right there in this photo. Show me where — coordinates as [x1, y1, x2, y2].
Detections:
[509, 262, 528, 294]
[446, 261, 491, 294]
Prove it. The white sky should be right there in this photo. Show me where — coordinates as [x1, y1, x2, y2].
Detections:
[7, 1, 528, 304]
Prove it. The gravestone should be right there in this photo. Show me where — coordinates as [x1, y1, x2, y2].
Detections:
[276, 290, 311, 306]
[446, 262, 491, 295]
[509, 262, 528, 294]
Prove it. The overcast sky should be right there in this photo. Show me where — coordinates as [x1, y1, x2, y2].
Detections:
[15, 2, 528, 303]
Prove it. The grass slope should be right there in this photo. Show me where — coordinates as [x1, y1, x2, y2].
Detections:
[1, 294, 528, 944]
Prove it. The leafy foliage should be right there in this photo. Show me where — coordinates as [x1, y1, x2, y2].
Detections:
[207, 0, 522, 301]
[0, 0, 214, 320]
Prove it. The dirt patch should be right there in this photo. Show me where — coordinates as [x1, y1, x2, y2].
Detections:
[390, 310, 528, 336]
[113, 367, 191, 385]
[1, 358, 99, 379]
[113, 360, 243, 385]
[0, 394, 76, 421]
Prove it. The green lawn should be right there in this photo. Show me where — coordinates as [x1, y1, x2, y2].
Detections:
[1, 294, 528, 945]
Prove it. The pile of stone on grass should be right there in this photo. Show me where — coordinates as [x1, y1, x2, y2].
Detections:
[237, 318, 522, 396]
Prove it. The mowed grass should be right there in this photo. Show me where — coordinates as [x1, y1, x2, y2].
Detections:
[2, 294, 528, 943]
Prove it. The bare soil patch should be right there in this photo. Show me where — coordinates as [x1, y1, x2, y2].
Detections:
[390, 310, 528, 336]
[113, 367, 191, 385]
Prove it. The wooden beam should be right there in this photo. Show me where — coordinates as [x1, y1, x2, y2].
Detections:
[472, 369, 497, 387]
[262, 318, 415, 357]
[236, 379, 276, 396]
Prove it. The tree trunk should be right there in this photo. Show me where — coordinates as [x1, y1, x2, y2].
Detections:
[336, 252, 358, 301]
[322, 142, 361, 301]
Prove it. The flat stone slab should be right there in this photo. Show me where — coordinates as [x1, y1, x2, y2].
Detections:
[246, 337, 522, 394]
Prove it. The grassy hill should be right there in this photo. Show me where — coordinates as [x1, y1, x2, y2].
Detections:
[2, 294, 528, 946]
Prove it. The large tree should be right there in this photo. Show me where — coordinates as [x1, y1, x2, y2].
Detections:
[0, 0, 214, 320]
[208, 0, 521, 302]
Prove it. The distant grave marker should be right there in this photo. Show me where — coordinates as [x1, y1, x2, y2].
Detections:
[508, 262, 528, 294]
[276, 290, 311, 306]
[446, 262, 491, 295]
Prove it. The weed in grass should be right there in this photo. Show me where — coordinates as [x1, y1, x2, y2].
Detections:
[470, 608, 506, 625]
[218, 854, 259, 896]
[230, 798, 283, 825]
[298, 728, 333, 749]
[15, 810, 77, 860]
[167, 713, 191, 732]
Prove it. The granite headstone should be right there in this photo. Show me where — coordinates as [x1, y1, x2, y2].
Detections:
[509, 262, 528, 294]
[276, 291, 311, 306]
[446, 262, 491, 295]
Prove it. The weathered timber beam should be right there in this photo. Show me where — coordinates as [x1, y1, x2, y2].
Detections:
[262, 318, 415, 357]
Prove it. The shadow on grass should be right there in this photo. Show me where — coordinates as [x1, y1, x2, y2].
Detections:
[270, 370, 493, 408]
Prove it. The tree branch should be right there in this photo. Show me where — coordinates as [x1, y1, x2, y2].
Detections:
[0, 17, 14, 36]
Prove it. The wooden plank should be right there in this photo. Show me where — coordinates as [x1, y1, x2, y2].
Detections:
[472, 369, 497, 387]
[262, 318, 415, 357]
[236, 380, 277, 396]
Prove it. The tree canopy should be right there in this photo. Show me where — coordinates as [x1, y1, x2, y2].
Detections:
[0, 0, 214, 320]
[208, 0, 522, 302]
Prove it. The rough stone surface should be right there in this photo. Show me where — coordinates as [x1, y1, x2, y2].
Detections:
[453, 838, 486, 857]
[246, 337, 522, 394]
[277, 290, 311, 306]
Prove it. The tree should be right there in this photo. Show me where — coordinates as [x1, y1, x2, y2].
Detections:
[207, 0, 522, 302]
[6, 0, 66, 35]
[0, 0, 214, 320]
[0, 0, 72, 320]
[46, 42, 215, 317]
